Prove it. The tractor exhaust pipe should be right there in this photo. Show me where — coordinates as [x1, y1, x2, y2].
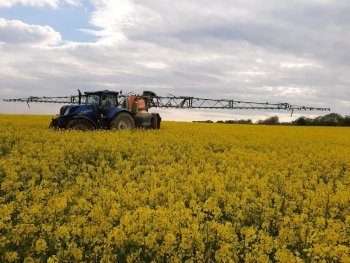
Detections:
[78, 89, 82, 105]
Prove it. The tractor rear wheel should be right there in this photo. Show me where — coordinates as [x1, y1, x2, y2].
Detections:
[110, 112, 135, 130]
[67, 119, 93, 131]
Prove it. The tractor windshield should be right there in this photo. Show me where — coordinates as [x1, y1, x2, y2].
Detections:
[101, 94, 117, 112]
[86, 95, 99, 105]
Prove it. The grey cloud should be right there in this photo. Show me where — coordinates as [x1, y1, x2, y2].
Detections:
[123, 1, 350, 66]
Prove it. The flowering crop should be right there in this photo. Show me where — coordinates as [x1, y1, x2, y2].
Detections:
[0, 114, 349, 262]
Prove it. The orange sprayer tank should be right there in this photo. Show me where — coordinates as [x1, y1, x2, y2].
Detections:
[137, 99, 146, 112]
[128, 95, 136, 111]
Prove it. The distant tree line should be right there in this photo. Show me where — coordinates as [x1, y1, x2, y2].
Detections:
[193, 113, 350, 126]
[194, 119, 253, 124]
[217, 119, 253, 124]
[291, 113, 350, 126]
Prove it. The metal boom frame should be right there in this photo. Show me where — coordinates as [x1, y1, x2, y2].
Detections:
[3, 92, 331, 115]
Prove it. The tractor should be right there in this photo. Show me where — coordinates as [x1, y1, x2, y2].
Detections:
[49, 90, 161, 130]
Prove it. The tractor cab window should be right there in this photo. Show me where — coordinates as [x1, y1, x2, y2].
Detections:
[101, 94, 117, 113]
[86, 95, 100, 105]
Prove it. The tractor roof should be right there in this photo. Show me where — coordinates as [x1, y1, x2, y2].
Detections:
[84, 90, 118, 95]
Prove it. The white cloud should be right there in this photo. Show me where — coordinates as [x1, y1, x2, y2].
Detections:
[0, 18, 61, 46]
[137, 62, 168, 70]
[0, 0, 80, 8]
[280, 62, 321, 69]
[63, 0, 79, 6]
[87, 0, 161, 44]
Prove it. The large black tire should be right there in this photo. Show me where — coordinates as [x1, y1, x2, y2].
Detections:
[110, 112, 135, 130]
[67, 119, 93, 131]
[151, 114, 161, 130]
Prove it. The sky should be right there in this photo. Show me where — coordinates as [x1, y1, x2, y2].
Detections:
[0, 0, 349, 122]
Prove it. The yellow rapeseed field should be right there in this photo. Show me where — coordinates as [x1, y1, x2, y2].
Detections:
[0, 114, 349, 262]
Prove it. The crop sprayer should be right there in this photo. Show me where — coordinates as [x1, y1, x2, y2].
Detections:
[3, 90, 330, 130]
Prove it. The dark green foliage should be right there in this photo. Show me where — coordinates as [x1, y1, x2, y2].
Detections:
[194, 113, 349, 126]
[293, 113, 350, 126]
[257, 116, 279, 125]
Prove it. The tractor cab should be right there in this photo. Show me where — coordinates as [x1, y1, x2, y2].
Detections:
[84, 91, 118, 115]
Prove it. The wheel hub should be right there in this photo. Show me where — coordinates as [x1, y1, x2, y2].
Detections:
[117, 120, 129, 129]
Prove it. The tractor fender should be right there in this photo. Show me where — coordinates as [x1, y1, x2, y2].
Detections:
[71, 116, 97, 128]
[107, 107, 133, 121]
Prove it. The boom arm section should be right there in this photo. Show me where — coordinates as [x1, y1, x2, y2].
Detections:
[4, 96, 82, 104]
[3, 89, 84, 106]
[144, 94, 330, 115]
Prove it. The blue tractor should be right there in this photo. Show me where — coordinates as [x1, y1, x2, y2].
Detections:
[49, 90, 161, 130]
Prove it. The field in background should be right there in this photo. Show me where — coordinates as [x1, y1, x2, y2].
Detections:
[0, 115, 349, 262]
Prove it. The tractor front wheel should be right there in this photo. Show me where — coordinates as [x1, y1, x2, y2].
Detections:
[49, 119, 59, 129]
[67, 119, 93, 131]
[110, 113, 135, 130]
